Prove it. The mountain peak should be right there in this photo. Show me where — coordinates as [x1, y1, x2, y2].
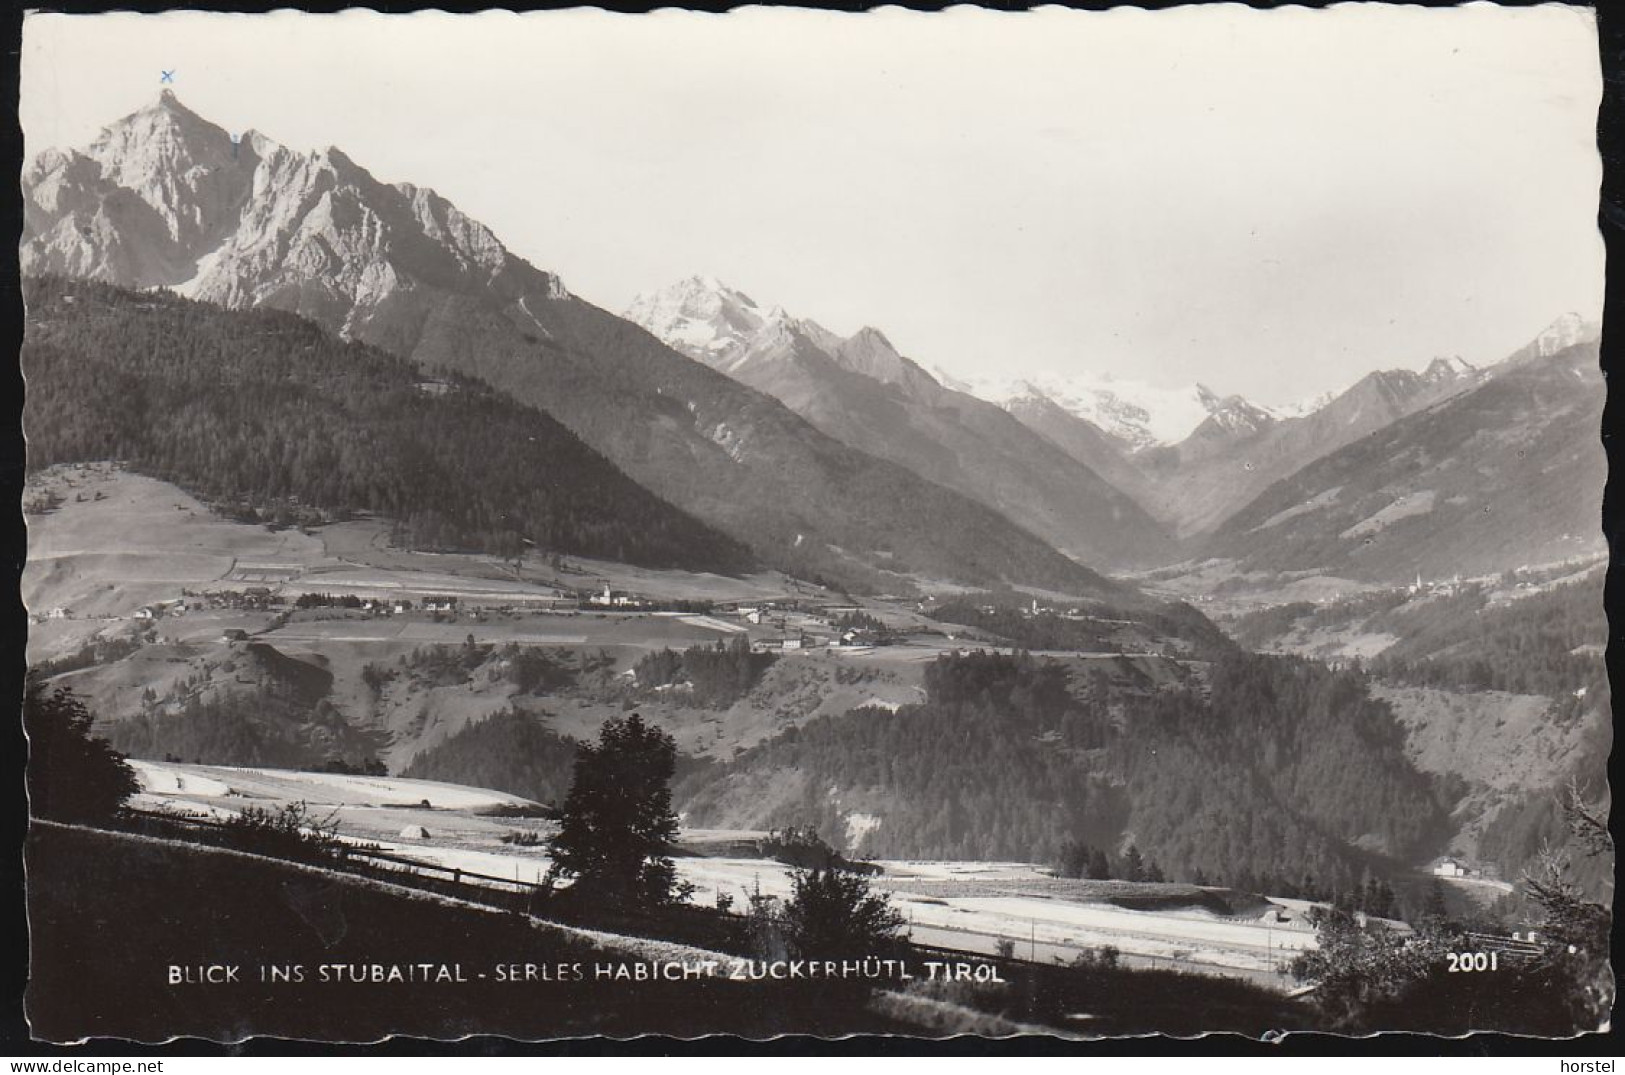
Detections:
[23, 93, 580, 313]
[684, 272, 732, 294]
[1534, 312, 1600, 351]
[85, 89, 236, 180]
[1423, 355, 1475, 381]
[833, 325, 912, 382]
[124, 88, 219, 138]
[624, 276, 768, 363]
[849, 325, 893, 349]
[148, 88, 201, 119]
[956, 374, 1216, 451]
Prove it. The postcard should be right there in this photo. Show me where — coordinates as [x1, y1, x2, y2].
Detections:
[17, 4, 1611, 1043]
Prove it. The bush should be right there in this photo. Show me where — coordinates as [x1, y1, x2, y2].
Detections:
[319, 757, 387, 776]
[781, 867, 906, 960]
[220, 801, 344, 863]
[505, 647, 574, 694]
[499, 829, 546, 847]
[24, 680, 139, 824]
[760, 826, 881, 875]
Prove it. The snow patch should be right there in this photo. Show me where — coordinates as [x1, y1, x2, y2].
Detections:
[956, 372, 1234, 449]
[705, 422, 749, 463]
[130, 760, 233, 797]
[845, 811, 882, 849]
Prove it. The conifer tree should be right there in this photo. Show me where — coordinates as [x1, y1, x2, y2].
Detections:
[546, 714, 686, 909]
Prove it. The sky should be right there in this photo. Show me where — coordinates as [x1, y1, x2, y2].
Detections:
[21, 5, 1604, 405]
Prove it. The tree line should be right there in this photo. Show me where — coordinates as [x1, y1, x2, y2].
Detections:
[929, 593, 1235, 659]
[1369, 578, 1605, 706]
[401, 707, 580, 805]
[22, 276, 754, 574]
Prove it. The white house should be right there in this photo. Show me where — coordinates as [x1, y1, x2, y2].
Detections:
[1432, 859, 1467, 878]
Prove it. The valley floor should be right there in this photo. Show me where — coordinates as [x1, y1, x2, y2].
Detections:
[131, 760, 1316, 992]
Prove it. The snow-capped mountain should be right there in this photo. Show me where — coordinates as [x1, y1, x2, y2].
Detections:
[625, 271, 1507, 545]
[626, 276, 1178, 567]
[27, 92, 1596, 576]
[945, 348, 1492, 457]
[625, 277, 943, 399]
[623, 275, 781, 371]
[940, 350, 1488, 538]
[1500, 312, 1602, 368]
[946, 371, 1252, 452]
[1191, 385, 1279, 440]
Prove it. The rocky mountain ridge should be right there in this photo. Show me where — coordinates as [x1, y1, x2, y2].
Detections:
[625, 276, 1178, 567]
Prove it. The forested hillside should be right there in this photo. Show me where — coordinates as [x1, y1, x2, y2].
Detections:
[677, 650, 1449, 896]
[1119, 655, 1449, 890]
[400, 708, 579, 805]
[22, 277, 754, 573]
[1370, 578, 1611, 894]
[102, 642, 390, 770]
[1369, 578, 1606, 707]
[1225, 573, 1609, 893]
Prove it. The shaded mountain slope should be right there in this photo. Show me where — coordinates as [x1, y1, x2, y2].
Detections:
[22, 277, 754, 573]
[1129, 360, 1483, 538]
[1202, 343, 1605, 582]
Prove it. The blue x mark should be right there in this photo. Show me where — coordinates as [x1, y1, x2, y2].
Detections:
[160, 70, 175, 83]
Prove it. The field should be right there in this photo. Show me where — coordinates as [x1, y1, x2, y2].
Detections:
[128, 761, 1318, 990]
[23, 465, 802, 665]
[27, 468, 1204, 772]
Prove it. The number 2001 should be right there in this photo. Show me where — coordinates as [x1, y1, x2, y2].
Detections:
[1446, 951, 1499, 973]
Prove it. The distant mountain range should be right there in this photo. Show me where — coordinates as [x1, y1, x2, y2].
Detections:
[21, 92, 1130, 599]
[1130, 356, 1488, 537]
[1204, 337, 1606, 583]
[943, 322, 1592, 541]
[627, 268, 1596, 552]
[625, 276, 1176, 567]
[941, 370, 1256, 451]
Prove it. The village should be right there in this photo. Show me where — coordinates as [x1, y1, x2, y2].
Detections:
[33, 573, 914, 653]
